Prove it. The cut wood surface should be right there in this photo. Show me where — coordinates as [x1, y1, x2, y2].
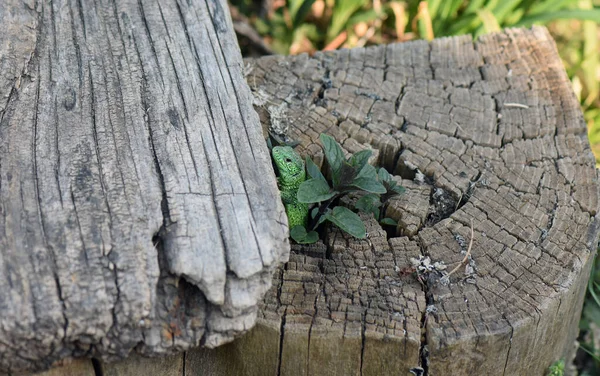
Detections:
[0, 0, 288, 374]
[196, 26, 598, 375]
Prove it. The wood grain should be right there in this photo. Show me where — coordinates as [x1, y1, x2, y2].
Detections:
[192, 26, 598, 375]
[5, 8, 597, 375]
[0, 0, 288, 373]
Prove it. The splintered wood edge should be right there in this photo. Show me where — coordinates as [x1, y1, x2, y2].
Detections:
[0, 0, 288, 373]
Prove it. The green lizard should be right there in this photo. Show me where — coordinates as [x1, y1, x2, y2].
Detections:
[272, 146, 309, 229]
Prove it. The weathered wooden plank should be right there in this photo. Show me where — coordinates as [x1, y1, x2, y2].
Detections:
[0, 0, 288, 373]
[191, 26, 599, 375]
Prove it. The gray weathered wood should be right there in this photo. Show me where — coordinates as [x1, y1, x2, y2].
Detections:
[190, 26, 599, 375]
[0, 0, 288, 374]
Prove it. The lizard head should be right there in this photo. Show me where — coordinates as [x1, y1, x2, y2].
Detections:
[272, 146, 305, 182]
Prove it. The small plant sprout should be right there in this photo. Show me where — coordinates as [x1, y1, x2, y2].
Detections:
[547, 359, 564, 376]
[290, 133, 404, 244]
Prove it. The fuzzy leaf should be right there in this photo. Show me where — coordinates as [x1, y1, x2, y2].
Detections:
[298, 178, 336, 203]
[334, 161, 358, 188]
[315, 212, 328, 227]
[355, 193, 382, 216]
[352, 177, 387, 194]
[380, 218, 398, 226]
[356, 163, 378, 180]
[290, 225, 319, 244]
[303, 231, 319, 243]
[378, 167, 392, 183]
[310, 206, 328, 229]
[354, 164, 386, 193]
[306, 156, 326, 182]
[320, 133, 345, 174]
[349, 149, 372, 170]
[325, 207, 366, 239]
[290, 225, 307, 241]
[391, 185, 406, 194]
[311, 206, 320, 218]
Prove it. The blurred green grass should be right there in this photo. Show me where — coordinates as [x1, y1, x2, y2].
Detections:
[230, 0, 600, 372]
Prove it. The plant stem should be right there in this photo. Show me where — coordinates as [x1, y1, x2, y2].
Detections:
[309, 193, 344, 230]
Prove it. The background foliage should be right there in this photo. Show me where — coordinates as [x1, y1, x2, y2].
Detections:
[229, 0, 600, 373]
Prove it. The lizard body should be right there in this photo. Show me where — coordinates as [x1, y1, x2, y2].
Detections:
[272, 146, 308, 228]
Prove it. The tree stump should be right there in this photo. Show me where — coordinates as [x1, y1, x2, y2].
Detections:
[5, 7, 598, 376]
[0, 0, 288, 374]
[191, 27, 600, 375]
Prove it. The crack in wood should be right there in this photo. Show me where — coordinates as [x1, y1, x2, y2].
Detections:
[0, 0, 288, 372]
[214, 27, 600, 376]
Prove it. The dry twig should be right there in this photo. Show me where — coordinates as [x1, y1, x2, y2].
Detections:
[447, 220, 474, 276]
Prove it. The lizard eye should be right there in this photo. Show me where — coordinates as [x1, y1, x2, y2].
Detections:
[285, 158, 292, 163]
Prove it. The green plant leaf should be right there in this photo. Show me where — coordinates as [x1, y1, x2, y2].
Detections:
[580, 0, 599, 106]
[464, 0, 487, 14]
[316, 211, 329, 227]
[529, 0, 576, 15]
[303, 231, 319, 243]
[579, 344, 600, 364]
[516, 9, 600, 26]
[290, 225, 307, 240]
[428, 0, 443, 19]
[352, 163, 386, 193]
[503, 7, 525, 25]
[356, 163, 377, 180]
[347, 9, 379, 27]
[352, 165, 384, 191]
[546, 359, 564, 376]
[380, 218, 398, 226]
[476, 9, 501, 34]
[320, 133, 345, 174]
[439, 0, 463, 21]
[333, 161, 358, 188]
[353, 177, 387, 194]
[355, 193, 382, 216]
[377, 168, 405, 197]
[325, 206, 366, 239]
[311, 206, 319, 218]
[446, 13, 480, 36]
[328, 0, 368, 42]
[290, 225, 319, 244]
[309, 206, 329, 230]
[349, 149, 372, 170]
[254, 18, 271, 35]
[289, 0, 317, 28]
[296, 23, 321, 41]
[391, 185, 406, 195]
[378, 167, 392, 182]
[297, 178, 336, 203]
[490, 0, 522, 24]
[306, 156, 326, 182]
